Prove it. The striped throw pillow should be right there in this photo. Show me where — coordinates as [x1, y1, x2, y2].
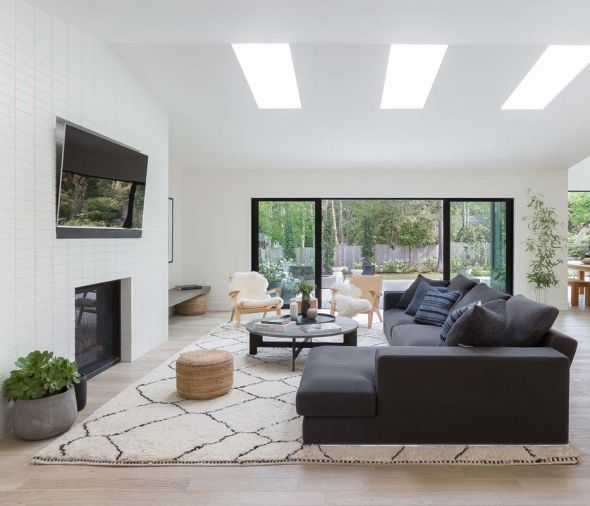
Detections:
[414, 289, 462, 327]
[439, 301, 478, 345]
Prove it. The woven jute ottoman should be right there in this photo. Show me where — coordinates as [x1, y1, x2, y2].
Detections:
[176, 350, 234, 400]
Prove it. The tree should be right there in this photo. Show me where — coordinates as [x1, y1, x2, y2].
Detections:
[523, 189, 567, 301]
[568, 191, 590, 233]
[322, 201, 336, 273]
[85, 197, 121, 226]
[283, 213, 297, 261]
[361, 217, 374, 263]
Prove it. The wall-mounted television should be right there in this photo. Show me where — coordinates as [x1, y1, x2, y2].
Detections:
[56, 119, 148, 239]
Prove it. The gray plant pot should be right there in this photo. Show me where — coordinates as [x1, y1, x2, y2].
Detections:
[13, 388, 77, 440]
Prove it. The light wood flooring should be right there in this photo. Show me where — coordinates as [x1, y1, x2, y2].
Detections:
[1, 308, 589, 506]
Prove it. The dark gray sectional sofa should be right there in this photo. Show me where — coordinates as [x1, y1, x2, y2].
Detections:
[296, 279, 577, 445]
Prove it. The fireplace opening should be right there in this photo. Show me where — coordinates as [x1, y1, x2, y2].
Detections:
[75, 280, 121, 378]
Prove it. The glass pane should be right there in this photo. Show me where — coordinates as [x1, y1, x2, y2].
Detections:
[450, 201, 508, 292]
[321, 200, 444, 308]
[568, 191, 590, 259]
[257, 201, 316, 307]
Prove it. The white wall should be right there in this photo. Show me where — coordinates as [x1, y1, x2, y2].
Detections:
[180, 168, 569, 311]
[168, 163, 183, 288]
[0, 0, 169, 436]
[569, 156, 590, 190]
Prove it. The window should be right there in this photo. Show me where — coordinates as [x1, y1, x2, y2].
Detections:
[252, 199, 513, 308]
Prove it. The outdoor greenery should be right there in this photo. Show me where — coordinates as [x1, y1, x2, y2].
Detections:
[59, 172, 144, 228]
[258, 200, 501, 285]
[258, 260, 284, 284]
[568, 192, 590, 258]
[523, 190, 567, 294]
[3, 351, 80, 402]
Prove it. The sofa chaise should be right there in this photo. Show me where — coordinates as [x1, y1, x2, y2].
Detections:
[296, 278, 577, 445]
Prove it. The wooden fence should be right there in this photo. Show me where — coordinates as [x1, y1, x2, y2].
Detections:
[260, 242, 490, 270]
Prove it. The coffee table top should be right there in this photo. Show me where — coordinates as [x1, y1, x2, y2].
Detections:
[245, 315, 358, 338]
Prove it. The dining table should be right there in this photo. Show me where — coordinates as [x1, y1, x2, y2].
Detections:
[568, 260, 590, 306]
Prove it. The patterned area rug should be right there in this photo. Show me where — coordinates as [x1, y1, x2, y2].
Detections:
[34, 322, 580, 466]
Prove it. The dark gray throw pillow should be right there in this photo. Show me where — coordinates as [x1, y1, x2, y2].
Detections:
[447, 274, 479, 294]
[396, 274, 449, 309]
[482, 298, 507, 320]
[405, 281, 448, 316]
[452, 283, 510, 311]
[445, 305, 505, 347]
[502, 294, 559, 347]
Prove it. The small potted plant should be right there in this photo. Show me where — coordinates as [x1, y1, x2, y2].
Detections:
[3, 351, 80, 440]
[297, 279, 316, 317]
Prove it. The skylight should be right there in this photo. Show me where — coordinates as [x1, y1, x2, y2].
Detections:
[232, 43, 301, 109]
[502, 45, 590, 110]
[380, 44, 448, 109]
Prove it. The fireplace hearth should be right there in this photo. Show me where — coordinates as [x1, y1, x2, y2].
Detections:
[75, 280, 121, 378]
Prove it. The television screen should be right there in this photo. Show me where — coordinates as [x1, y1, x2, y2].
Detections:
[57, 122, 148, 238]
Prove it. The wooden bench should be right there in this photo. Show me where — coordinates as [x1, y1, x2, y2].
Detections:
[567, 278, 590, 307]
[168, 286, 211, 316]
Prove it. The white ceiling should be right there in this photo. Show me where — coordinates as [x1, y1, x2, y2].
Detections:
[28, 1, 590, 172]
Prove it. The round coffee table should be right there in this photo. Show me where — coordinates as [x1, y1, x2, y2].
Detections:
[245, 316, 359, 371]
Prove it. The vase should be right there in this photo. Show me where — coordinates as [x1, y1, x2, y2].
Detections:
[74, 375, 87, 412]
[301, 295, 311, 317]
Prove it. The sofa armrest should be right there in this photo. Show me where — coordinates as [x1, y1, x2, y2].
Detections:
[539, 329, 578, 365]
[374, 346, 570, 444]
[383, 291, 404, 310]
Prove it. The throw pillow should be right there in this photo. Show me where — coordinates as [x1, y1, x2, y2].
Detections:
[405, 281, 448, 316]
[482, 298, 507, 319]
[452, 283, 510, 311]
[439, 301, 478, 345]
[447, 274, 479, 294]
[502, 294, 559, 347]
[445, 305, 505, 347]
[413, 288, 462, 326]
[396, 274, 449, 310]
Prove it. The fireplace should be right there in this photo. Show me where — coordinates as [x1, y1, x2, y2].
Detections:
[75, 280, 121, 378]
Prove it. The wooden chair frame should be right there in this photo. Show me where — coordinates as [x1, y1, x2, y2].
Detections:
[229, 287, 282, 327]
[329, 275, 383, 329]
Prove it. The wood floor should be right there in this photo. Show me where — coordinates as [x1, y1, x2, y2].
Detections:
[1, 308, 589, 506]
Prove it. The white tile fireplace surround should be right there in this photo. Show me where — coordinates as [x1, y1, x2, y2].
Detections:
[0, 0, 169, 436]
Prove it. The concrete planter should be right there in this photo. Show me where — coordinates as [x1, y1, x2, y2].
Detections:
[13, 388, 77, 440]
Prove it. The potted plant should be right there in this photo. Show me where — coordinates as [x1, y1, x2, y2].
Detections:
[352, 262, 363, 275]
[3, 351, 80, 440]
[523, 189, 567, 302]
[297, 279, 316, 316]
[258, 260, 285, 290]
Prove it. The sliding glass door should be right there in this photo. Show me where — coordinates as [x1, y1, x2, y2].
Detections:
[252, 198, 513, 308]
[253, 200, 320, 307]
[448, 200, 512, 293]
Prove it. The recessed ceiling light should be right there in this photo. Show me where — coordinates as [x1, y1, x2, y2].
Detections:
[232, 43, 301, 109]
[502, 45, 590, 110]
[380, 44, 448, 109]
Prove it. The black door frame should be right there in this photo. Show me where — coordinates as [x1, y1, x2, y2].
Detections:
[252, 197, 514, 308]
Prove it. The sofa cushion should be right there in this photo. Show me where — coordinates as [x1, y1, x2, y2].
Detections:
[390, 324, 442, 346]
[483, 298, 507, 319]
[453, 283, 510, 311]
[296, 347, 377, 417]
[396, 274, 449, 309]
[503, 295, 559, 347]
[448, 274, 479, 295]
[383, 308, 415, 338]
[414, 289, 462, 326]
[439, 301, 478, 345]
[445, 305, 505, 347]
[405, 281, 448, 316]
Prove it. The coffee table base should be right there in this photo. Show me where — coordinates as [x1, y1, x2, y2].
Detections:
[249, 330, 357, 371]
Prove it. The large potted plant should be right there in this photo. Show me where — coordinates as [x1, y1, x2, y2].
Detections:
[523, 189, 567, 302]
[3, 351, 80, 440]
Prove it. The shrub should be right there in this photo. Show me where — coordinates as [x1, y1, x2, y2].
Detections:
[379, 259, 410, 273]
[420, 256, 438, 272]
[259, 261, 285, 284]
[3, 351, 80, 402]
